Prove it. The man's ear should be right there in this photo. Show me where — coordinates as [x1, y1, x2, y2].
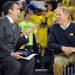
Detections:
[8, 9, 12, 14]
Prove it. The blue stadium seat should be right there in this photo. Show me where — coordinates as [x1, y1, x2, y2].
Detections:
[63, 64, 75, 75]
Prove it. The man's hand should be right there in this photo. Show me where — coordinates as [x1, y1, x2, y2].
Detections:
[68, 47, 75, 52]
[10, 52, 23, 60]
[61, 46, 75, 55]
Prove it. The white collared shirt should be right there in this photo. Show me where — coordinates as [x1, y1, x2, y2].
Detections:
[60, 21, 70, 30]
[6, 15, 14, 24]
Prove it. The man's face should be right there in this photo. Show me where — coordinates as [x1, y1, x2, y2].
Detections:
[55, 8, 68, 25]
[10, 4, 21, 22]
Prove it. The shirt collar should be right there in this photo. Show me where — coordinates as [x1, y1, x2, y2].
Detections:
[60, 21, 70, 30]
[6, 15, 14, 24]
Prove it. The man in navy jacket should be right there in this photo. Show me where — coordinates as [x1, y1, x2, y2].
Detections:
[48, 6, 75, 75]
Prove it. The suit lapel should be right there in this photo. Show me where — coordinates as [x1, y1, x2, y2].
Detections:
[4, 17, 13, 30]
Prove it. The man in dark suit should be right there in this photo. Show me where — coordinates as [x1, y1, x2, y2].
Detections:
[0, 1, 35, 75]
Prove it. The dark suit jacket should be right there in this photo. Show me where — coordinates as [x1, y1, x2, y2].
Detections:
[0, 16, 20, 57]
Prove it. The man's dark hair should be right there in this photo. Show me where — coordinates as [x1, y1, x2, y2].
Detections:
[3, 1, 18, 15]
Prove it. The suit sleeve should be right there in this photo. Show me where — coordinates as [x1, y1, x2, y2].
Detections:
[0, 20, 12, 56]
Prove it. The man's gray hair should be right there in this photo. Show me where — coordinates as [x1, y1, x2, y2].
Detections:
[55, 6, 71, 16]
